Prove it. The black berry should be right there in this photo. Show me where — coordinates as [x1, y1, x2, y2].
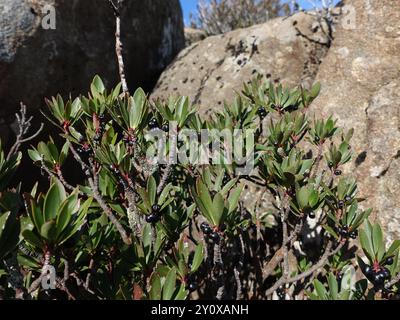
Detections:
[162, 123, 169, 132]
[381, 267, 390, 279]
[340, 225, 349, 237]
[315, 136, 320, 142]
[334, 169, 342, 176]
[309, 212, 316, 219]
[345, 195, 352, 202]
[187, 282, 197, 292]
[152, 204, 161, 213]
[385, 256, 394, 266]
[146, 214, 160, 223]
[210, 232, 220, 242]
[338, 200, 344, 209]
[148, 118, 158, 129]
[328, 161, 334, 168]
[364, 265, 373, 276]
[349, 230, 358, 239]
[257, 107, 267, 119]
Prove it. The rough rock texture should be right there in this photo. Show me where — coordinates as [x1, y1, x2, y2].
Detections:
[309, 0, 400, 241]
[184, 27, 207, 46]
[151, 12, 331, 116]
[0, 0, 184, 144]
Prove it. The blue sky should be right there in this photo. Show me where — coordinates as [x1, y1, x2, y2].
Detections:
[180, 0, 340, 25]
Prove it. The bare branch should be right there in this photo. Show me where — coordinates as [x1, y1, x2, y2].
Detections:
[107, 0, 129, 94]
[69, 143, 132, 245]
[7, 102, 43, 160]
[265, 240, 345, 297]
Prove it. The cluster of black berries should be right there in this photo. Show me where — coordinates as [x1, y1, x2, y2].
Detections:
[200, 222, 220, 243]
[364, 260, 392, 286]
[148, 118, 169, 132]
[146, 204, 162, 224]
[257, 106, 267, 119]
[336, 225, 358, 239]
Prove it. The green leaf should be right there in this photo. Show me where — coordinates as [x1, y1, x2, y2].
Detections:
[162, 268, 177, 300]
[386, 240, 400, 258]
[43, 180, 66, 221]
[91, 75, 105, 95]
[147, 176, 156, 205]
[310, 82, 321, 98]
[328, 273, 338, 300]
[372, 223, 383, 258]
[296, 186, 309, 209]
[191, 243, 204, 273]
[40, 220, 57, 242]
[22, 229, 44, 249]
[314, 279, 327, 299]
[212, 193, 225, 226]
[359, 229, 374, 262]
[149, 273, 162, 300]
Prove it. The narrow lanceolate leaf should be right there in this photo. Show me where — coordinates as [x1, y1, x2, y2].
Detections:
[212, 193, 225, 226]
[359, 229, 374, 262]
[191, 243, 204, 273]
[386, 240, 400, 258]
[162, 268, 177, 300]
[372, 223, 383, 258]
[328, 273, 338, 300]
[147, 176, 156, 205]
[43, 180, 66, 221]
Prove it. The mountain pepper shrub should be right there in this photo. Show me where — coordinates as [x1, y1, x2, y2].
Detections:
[0, 76, 399, 300]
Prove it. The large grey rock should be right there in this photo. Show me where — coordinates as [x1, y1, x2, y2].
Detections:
[0, 0, 184, 144]
[151, 12, 332, 116]
[309, 0, 400, 241]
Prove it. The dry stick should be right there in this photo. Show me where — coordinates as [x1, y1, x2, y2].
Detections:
[56, 166, 83, 194]
[265, 240, 344, 297]
[214, 241, 225, 300]
[280, 193, 291, 280]
[69, 143, 131, 245]
[7, 102, 43, 160]
[262, 220, 303, 279]
[108, 0, 129, 95]
[85, 258, 95, 290]
[125, 188, 142, 237]
[28, 250, 51, 294]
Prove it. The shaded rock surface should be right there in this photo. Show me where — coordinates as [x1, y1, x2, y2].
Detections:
[151, 12, 332, 116]
[309, 0, 400, 241]
[0, 0, 184, 144]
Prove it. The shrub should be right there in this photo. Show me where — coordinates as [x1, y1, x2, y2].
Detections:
[190, 0, 291, 35]
[0, 75, 399, 300]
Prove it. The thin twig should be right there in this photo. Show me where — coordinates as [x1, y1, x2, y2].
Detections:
[265, 240, 344, 297]
[107, 0, 129, 94]
[69, 143, 132, 245]
[7, 102, 43, 160]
